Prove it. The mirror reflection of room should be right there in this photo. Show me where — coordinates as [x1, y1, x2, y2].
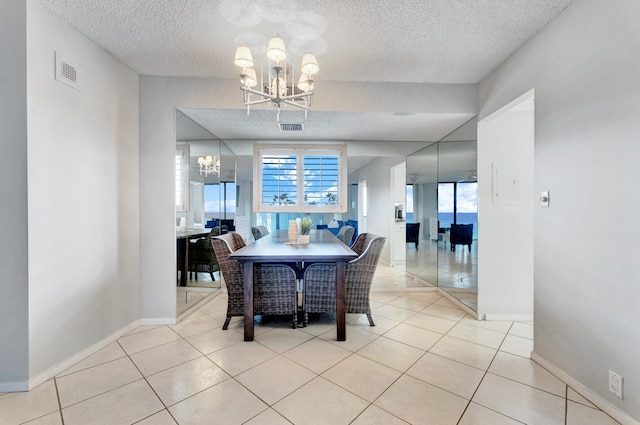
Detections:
[405, 117, 478, 311]
[175, 111, 236, 315]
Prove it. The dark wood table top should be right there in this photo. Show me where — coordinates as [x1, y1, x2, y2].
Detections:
[229, 229, 357, 263]
[176, 228, 211, 239]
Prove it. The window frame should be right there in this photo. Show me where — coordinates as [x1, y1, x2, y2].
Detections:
[175, 143, 190, 212]
[253, 143, 347, 213]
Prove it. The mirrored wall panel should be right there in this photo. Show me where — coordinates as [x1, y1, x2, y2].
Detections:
[406, 143, 438, 286]
[406, 136, 478, 310]
[175, 110, 236, 315]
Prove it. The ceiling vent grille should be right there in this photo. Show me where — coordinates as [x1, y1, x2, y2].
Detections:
[55, 52, 80, 91]
[278, 123, 304, 132]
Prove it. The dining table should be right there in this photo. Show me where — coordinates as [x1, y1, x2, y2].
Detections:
[176, 228, 211, 286]
[229, 229, 358, 342]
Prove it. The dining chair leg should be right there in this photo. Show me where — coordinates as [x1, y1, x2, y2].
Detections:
[222, 316, 231, 330]
[366, 314, 375, 326]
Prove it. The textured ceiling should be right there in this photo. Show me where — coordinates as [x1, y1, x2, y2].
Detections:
[38, 0, 573, 177]
[39, 0, 573, 84]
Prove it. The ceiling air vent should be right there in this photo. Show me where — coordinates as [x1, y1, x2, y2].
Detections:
[55, 52, 80, 91]
[278, 123, 304, 132]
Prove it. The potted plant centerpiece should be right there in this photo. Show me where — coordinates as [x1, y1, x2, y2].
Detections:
[299, 216, 312, 244]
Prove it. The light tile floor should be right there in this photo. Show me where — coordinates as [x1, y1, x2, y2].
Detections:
[2, 277, 622, 425]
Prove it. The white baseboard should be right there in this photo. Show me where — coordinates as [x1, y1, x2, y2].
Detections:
[531, 352, 639, 425]
[27, 320, 140, 390]
[140, 317, 176, 325]
[484, 313, 534, 322]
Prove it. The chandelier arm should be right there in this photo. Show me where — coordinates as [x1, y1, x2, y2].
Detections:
[244, 98, 278, 106]
[278, 92, 314, 102]
[281, 99, 311, 110]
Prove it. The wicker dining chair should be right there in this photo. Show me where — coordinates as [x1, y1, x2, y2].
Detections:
[251, 225, 269, 241]
[302, 233, 386, 327]
[187, 226, 221, 282]
[211, 232, 298, 330]
[335, 225, 355, 246]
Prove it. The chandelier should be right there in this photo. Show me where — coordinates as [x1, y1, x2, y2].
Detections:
[197, 155, 220, 177]
[234, 36, 319, 122]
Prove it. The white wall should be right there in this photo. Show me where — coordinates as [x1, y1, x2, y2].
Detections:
[479, 0, 640, 421]
[356, 157, 406, 265]
[477, 94, 534, 320]
[25, 1, 140, 385]
[0, 0, 29, 390]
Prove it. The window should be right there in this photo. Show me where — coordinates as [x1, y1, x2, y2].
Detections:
[204, 182, 236, 216]
[438, 182, 478, 239]
[175, 144, 189, 212]
[253, 144, 347, 213]
[406, 184, 414, 223]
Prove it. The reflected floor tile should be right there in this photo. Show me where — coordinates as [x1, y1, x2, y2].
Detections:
[351, 405, 410, 425]
[61, 379, 163, 425]
[375, 375, 468, 425]
[422, 303, 466, 321]
[236, 356, 316, 405]
[459, 402, 523, 425]
[206, 341, 277, 376]
[273, 377, 369, 425]
[499, 334, 534, 358]
[404, 312, 458, 334]
[244, 408, 291, 425]
[57, 341, 126, 377]
[447, 322, 507, 349]
[568, 387, 597, 408]
[406, 352, 485, 399]
[472, 373, 565, 425]
[383, 323, 444, 351]
[357, 336, 425, 372]
[283, 338, 352, 374]
[566, 400, 621, 425]
[146, 356, 230, 406]
[429, 335, 497, 370]
[56, 357, 142, 407]
[169, 379, 267, 425]
[117, 326, 182, 355]
[322, 354, 402, 402]
[130, 339, 202, 376]
[488, 351, 566, 396]
[0, 380, 59, 425]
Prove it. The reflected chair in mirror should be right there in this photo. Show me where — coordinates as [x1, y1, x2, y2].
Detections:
[211, 232, 298, 329]
[187, 226, 221, 283]
[251, 225, 269, 241]
[450, 223, 473, 252]
[406, 222, 420, 250]
[302, 233, 386, 327]
[335, 225, 355, 246]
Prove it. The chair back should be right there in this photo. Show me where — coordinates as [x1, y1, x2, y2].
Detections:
[251, 225, 269, 241]
[303, 233, 385, 315]
[336, 225, 355, 246]
[450, 224, 473, 244]
[211, 233, 245, 316]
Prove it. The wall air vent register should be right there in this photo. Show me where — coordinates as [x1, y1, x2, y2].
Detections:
[55, 52, 80, 91]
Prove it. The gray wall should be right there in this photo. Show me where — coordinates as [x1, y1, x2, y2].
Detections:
[480, 0, 640, 420]
[0, 0, 29, 390]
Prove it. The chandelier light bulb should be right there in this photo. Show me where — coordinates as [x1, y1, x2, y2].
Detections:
[234, 45, 254, 68]
[241, 68, 258, 88]
[300, 53, 319, 75]
[266, 36, 287, 63]
[298, 74, 314, 92]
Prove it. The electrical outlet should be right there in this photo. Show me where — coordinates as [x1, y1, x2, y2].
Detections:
[609, 370, 623, 399]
